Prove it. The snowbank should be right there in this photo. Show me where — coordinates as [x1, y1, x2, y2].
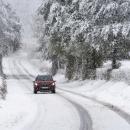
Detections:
[111, 60, 130, 84]
[56, 75, 130, 117]
[54, 60, 130, 117]
[96, 60, 130, 84]
[0, 78, 38, 130]
[0, 56, 38, 130]
[96, 61, 112, 80]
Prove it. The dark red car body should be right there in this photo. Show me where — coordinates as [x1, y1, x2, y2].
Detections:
[33, 75, 56, 94]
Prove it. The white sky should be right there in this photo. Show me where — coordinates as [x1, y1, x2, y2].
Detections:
[6, 0, 43, 44]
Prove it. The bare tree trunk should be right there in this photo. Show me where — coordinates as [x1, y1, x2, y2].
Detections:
[112, 48, 117, 69]
[65, 55, 75, 80]
[51, 55, 58, 76]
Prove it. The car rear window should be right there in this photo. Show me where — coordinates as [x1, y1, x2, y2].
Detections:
[36, 75, 53, 81]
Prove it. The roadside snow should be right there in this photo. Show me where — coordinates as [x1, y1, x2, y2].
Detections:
[59, 89, 130, 130]
[55, 76, 130, 117]
[0, 58, 38, 130]
[0, 79, 38, 130]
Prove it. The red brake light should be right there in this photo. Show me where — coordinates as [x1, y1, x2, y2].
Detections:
[35, 82, 38, 86]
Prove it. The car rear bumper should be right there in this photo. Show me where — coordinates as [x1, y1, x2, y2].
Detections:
[40, 87, 50, 91]
[34, 85, 55, 92]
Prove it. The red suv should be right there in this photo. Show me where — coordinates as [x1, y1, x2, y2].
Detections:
[33, 75, 56, 94]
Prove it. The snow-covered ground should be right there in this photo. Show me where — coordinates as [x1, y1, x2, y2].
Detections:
[56, 77, 130, 118]
[1, 50, 130, 130]
[1, 56, 80, 130]
[54, 61, 130, 121]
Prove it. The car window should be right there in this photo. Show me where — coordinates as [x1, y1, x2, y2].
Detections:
[36, 75, 53, 81]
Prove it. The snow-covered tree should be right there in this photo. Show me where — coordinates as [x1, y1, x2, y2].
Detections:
[0, 1, 21, 73]
[0, 2, 21, 56]
[34, 0, 130, 80]
[0, 0, 21, 98]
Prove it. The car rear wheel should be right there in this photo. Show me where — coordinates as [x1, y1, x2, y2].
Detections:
[34, 89, 37, 94]
[51, 89, 56, 93]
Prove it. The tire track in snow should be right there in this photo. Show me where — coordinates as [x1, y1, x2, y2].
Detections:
[58, 87, 130, 125]
[58, 93, 92, 130]
[18, 59, 130, 125]
[9, 59, 32, 92]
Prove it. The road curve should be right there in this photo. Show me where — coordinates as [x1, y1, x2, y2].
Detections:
[4, 56, 130, 130]
[58, 87, 130, 125]
[58, 93, 92, 130]
[6, 57, 93, 130]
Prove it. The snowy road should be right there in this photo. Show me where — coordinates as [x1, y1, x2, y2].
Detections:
[2, 53, 130, 130]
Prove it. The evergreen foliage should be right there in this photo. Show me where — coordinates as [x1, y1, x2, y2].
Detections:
[34, 0, 130, 80]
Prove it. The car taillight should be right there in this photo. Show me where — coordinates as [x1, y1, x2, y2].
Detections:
[52, 82, 55, 86]
[35, 82, 38, 86]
